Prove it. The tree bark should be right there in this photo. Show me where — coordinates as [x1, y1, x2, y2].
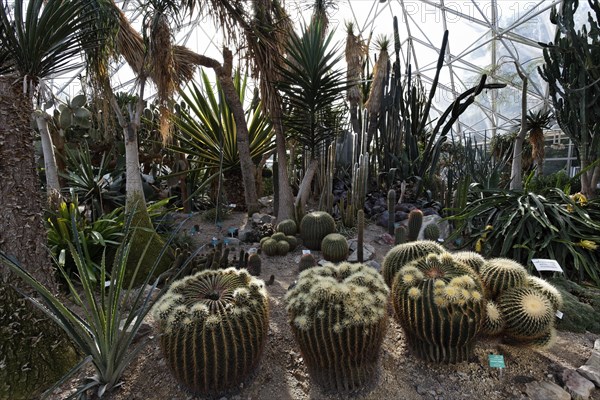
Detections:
[0, 76, 56, 291]
[273, 110, 296, 222]
[35, 110, 61, 207]
[510, 64, 528, 191]
[295, 158, 319, 213]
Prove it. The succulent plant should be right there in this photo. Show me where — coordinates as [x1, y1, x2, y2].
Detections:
[357, 209, 365, 263]
[152, 268, 269, 396]
[283, 235, 298, 251]
[271, 232, 286, 242]
[423, 223, 440, 241]
[481, 300, 505, 336]
[261, 238, 279, 256]
[381, 240, 445, 287]
[407, 209, 423, 241]
[285, 262, 389, 392]
[277, 240, 290, 256]
[497, 286, 554, 341]
[391, 253, 485, 363]
[387, 189, 396, 235]
[512, 327, 557, 349]
[394, 225, 407, 245]
[300, 211, 337, 250]
[525, 276, 563, 312]
[277, 219, 298, 236]
[321, 233, 349, 263]
[480, 258, 529, 299]
[246, 253, 262, 276]
[452, 251, 486, 274]
[298, 253, 318, 272]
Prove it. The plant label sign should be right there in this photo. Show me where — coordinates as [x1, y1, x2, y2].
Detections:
[556, 310, 564, 319]
[531, 259, 564, 273]
[302, 250, 311, 255]
[488, 354, 505, 369]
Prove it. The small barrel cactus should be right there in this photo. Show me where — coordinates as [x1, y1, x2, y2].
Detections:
[481, 300, 505, 336]
[277, 240, 290, 256]
[423, 223, 440, 241]
[285, 262, 389, 393]
[246, 253, 262, 276]
[271, 232, 286, 242]
[480, 258, 529, 299]
[394, 225, 407, 245]
[321, 233, 349, 263]
[277, 219, 298, 236]
[298, 253, 317, 272]
[407, 209, 423, 241]
[152, 268, 269, 396]
[300, 211, 337, 250]
[283, 235, 298, 251]
[497, 286, 554, 341]
[525, 276, 563, 312]
[391, 253, 485, 363]
[382, 240, 445, 288]
[261, 238, 279, 257]
[452, 251, 486, 274]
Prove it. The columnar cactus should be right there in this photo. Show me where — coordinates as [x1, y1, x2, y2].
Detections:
[391, 253, 485, 363]
[395, 225, 407, 245]
[525, 276, 563, 312]
[357, 209, 365, 263]
[407, 209, 423, 241]
[480, 258, 529, 299]
[423, 223, 440, 241]
[452, 251, 486, 274]
[277, 219, 298, 236]
[285, 262, 389, 393]
[387, 189, 396, 235]
[321, 233, 349, 263]
[298, 252, 318, 272]
[481, 300, 505, 336]
[497, 286, 554, 341]
[261, 238, 279, 256]
[381, 240, 445, 287]
[300, 211, 337, 250]
[152, 268, 269, 396]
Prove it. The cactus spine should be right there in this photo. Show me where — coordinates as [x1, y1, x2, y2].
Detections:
[525, 276, 563, 312]
[452, 251, 485, 274]
[285, 262, 389, 392]
[387, 189, 396, 235]
[276, 219, 298, 236]
[391, 253, 485, 363]
[407, 209, 423, 241]
[423, 223, 440, 241]
[321, 233, 349, 263]
[357, 209, 365, 263]
[481, 300, 505, 336]
[381, 240, 445, 287]
[300, 211, 337, 250]
[480, 258, 529, 299]
[152, 268, 269, 396]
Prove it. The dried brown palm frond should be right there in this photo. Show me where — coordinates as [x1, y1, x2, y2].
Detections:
[526, 109, 553, 170]
[345, 21, 367, 106]
[364, 35, 390, 114]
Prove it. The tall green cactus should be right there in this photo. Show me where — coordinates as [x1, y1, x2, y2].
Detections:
[321, 233, 349, 263]
[285, 262, 389, 392]
[300, 211, 337, 250]
[357, 209, 365, 263]
[382, 240, 445, 287]
[152, 268, 269, 396]
[387, 189, 396, 235]
[391, 253, 485, 363]
[407, 209, 423, 241]
[395, 225, 407, 245]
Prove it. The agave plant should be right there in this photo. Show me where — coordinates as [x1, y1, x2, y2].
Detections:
[170, 69, 274, 203]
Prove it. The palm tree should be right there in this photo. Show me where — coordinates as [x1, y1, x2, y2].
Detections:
[525, 108, 554, 176]
[0, 0, 96, 397]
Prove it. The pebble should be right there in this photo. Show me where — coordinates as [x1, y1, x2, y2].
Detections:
[578, 339, 600, 386]
[562, 369, 595, 400]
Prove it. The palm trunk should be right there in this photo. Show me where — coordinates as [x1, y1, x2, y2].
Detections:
[124, 125, 146, 208]
[273, 111, 296, 222]
[35, 110, 61, 207]
[510, 65, 528, 190]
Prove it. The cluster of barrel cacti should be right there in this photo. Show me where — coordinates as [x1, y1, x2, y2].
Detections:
[260, 231, 298, 256]
[152, 268, 269, 396]
[393, 208, 441, 245]
[299, 211, 337, 250]
[285, 262, 389, 392]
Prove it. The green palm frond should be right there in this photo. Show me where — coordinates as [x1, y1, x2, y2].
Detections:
[525, 109, 554, 131]
[0, 0, 98, 82]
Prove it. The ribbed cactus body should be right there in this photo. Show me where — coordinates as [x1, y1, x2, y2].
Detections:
[153, 268, 269, 396]
[480, 258, 529, 299]
[298, 253, 317, 272]
[277, 219, 298, 236]
[452, 251, 486, 274]
[246, 253, 262, 276]
[387, 189, 396, 235]
[423, 223, 440, 241]
[357, 210, 365, 263]
[395, 225, 407, 245]
[407, 209, 423, 241]
[300, 211, 337, 250]
[481, 301, 505, 336]
[271, 232, 286, 242]
[526, 276, 563, 312]
[391, 253, 485, 363]
[382, 240, 445, 287]
[321, 233, 349, 262]
[286, 262, 389, 392]
[513, 327, 557, 349]
[261, 238, 278, 256]
[498, 286, 554, 340]
[277, 240, 290, 256]
[283, 235, 298, 251]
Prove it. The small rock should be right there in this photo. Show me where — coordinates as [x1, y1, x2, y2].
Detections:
[366, 260, 381, 271]
[394, 211, 408, 221]
[258, 196, 272, 207]
[377, 210, 390, 228]
[577, 339, 600, 386]
[524, 381, 571, 400]
[416, 385, 428, 395]
[347, 239, 375, 262]
[376, 233, 395, 245]
[562, 369, 595, 399]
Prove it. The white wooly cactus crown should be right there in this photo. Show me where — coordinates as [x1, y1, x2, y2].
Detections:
[152, 267, 268, 334]
[285, 262, 389, 331]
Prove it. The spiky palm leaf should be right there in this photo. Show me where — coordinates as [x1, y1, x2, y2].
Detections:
[526, 109, 554, 168]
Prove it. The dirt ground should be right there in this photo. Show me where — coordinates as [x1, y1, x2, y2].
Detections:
[49, 210, 600, 400]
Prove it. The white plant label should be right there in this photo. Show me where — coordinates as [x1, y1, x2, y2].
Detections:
[531, 259, 564, 273]
[302, 250, 311, 255]
[556, 310, 564, 319]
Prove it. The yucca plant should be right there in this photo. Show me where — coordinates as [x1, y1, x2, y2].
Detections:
[0, 208, 180, 398]
[170, 69, 274, 202]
